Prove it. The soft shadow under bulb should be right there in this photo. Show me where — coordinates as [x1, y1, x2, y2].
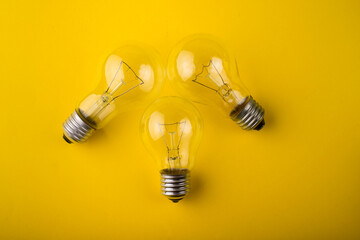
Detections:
[140, 96, 203, 203]
[62, 45, 164, 143]
[168, 35, 265, 130]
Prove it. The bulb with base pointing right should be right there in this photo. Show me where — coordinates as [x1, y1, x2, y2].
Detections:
[168, 35, 265, 130]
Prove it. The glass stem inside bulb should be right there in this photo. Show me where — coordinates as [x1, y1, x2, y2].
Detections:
[167, 131, 182, 169]
[229, 96, 250, 118]
[79, 93, 114, 127]
[168, 155, 181, 169]
[90, 93, 114, 116]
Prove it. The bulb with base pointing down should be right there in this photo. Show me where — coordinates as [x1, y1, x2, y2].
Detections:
[140, 96, 203, 203]
[168, 35, 265, 130]
[63, 45, 164, 143]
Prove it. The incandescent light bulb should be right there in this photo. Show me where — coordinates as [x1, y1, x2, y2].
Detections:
[168, 35, 265, 130]
[63, 45, 164, 143]
[140, 96, 203, 203]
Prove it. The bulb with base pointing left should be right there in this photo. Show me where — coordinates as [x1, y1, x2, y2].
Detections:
[140, 96, 203, 203]
[63, 45, 164, 143]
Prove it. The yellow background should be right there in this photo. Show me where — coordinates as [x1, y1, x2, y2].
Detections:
[1, 0, 359, 239]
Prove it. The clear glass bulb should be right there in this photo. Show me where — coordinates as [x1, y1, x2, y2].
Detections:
[63, 45, 164, 143]
[140, 96, 203, 203]
[168, 35, 265, 130]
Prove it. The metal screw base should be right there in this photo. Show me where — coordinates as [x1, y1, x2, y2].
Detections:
[62, 110, 95, 144]
[160, 169, 190, 203]
[231, 96, 265, 130]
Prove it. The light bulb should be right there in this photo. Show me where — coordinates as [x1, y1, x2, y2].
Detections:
[140, 96, 203, 203]
[63, 45, 164, 143]
[168, 35, 265, 130]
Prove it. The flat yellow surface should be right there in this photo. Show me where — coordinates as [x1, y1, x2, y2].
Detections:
[1, 0, 360, 239]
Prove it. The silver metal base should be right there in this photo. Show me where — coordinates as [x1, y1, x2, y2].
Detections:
[160, 169, 190, 203]
[62, 110, 95, 143]
[231, 96, 265, 130]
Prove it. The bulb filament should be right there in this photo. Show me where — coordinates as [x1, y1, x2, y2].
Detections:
[81, 61, 145, 124]
[192, 59, 241, 103]
[105, 60, 144, 100]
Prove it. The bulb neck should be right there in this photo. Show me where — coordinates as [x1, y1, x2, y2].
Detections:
[62, 110, 96, 143]
[160, 168, 190, 203]
[230, 96, 265, 130]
